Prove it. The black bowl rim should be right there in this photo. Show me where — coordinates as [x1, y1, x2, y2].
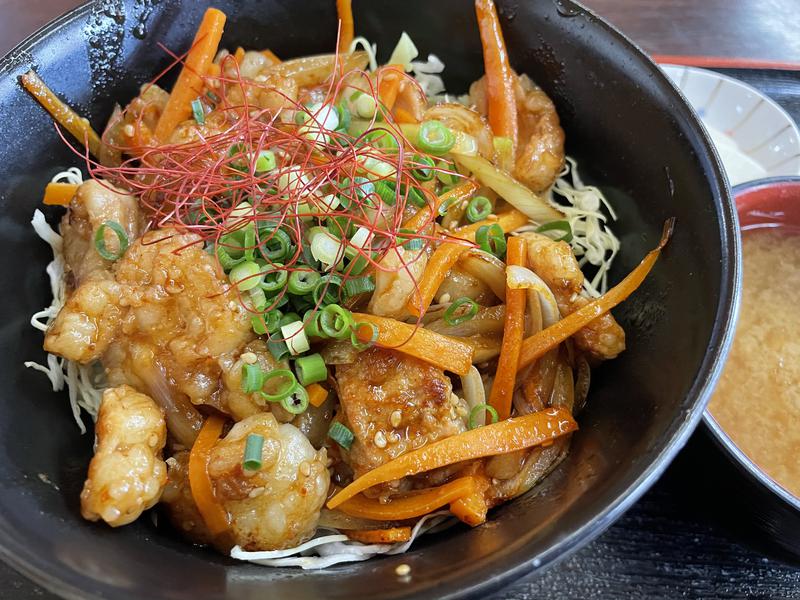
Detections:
[702, 175, 800, 515]
[0, 1, 741, 599]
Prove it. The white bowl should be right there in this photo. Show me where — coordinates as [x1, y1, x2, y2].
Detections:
[661, 64, 800, 186]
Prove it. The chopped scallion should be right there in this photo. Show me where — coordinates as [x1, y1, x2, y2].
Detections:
[259, 369, 297, 402]
[241, 363, 265, 393]
[417, 120, 456, 155]
[343, 276, 375, 298]
[465, 196, 492, 223]
[468, 403, 499, 429]
[475, 223, 507, 259]
[328, 421, 355, 450]
[280, 320, 310, 355]
[229, 261, 262, 291]
[288, 268, 321, 296]
[443, 297, 479, 326]
[281, 384, 310, 414]
[191, 98, 205, 125]
[243, 433, 264, 471]
[295, 353, 327, 386]
[94, 220, 129, 261]
[535, 220, 574, 243]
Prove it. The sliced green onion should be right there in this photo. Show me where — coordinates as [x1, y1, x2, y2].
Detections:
[535, 220, 574, 243]
[444, 297, 479, 326]
[397, 230, 424, 251]
[335, 102, 351, 132]
[259, 369, 297, 402]
[295, 353, 327, 385]
[343, 276, 375, 298]
[303, 310, 324, 338]
[280, 320, 310, 355]
[251, 315, 268, 335]
[288, 268, 321, 296]
[417, 120, 456, 155]
[350, 321, 378, 351]
[319, 304, 354, 339]
[247, 286, 268, 311]
[436, 160, 460, 185]
[241, 363, 265, 393]
[350, 226, 373, 249]
[328, 421, 355, 450]
[374, 180, 397, 206]
[229, 261, 262, 291]
[279, 311, 301, 327]
[309, 227, 344, 269]
[465, 196, 492, 223]
[261, 264, 289, 293]
[191, 98, 205, 125]
[339, 177, 376, 209]
[355, 94, 377, 118]
[255, 150, 276, 173]
[267, 337, 290, 361]
[258, 228, 293, 262]
[402, 184, 427, 208]
[217, 245, 244, 271]
[243, 433, 264, 471]
[94, 221, 129, 261]
[410, 154, 435, 181]
[361, 129, 400, 152]
[281, 384, 310, 414]
[264, 309, 283, 333]
[242, 227, 256, 262]
[312, 274, 344, 306]
[475, 223, 507, 259]
[468, 403, 499, 429]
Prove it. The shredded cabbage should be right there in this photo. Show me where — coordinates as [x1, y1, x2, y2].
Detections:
[387, 32, 418, 71]
[25, 170, 104, 434]
[231, 511, 451, 569]
[348, 36, 378, 72]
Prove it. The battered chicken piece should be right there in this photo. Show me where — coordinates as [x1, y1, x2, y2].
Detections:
[218, 339, 289, 421]
[519, 232, 625, 361]
[60, 179, 144, 286]
[163, 414, 329, 551]
[80, 385, 167, 527]
[368, 247, 428, 319]
[101, 84, 170, 157]
[335, 348, 468, 485]
[470, 73, 565, 192]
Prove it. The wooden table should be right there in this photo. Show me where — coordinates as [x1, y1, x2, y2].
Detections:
[2, 1, 800, 599]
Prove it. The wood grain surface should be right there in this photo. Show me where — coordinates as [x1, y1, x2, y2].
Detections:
[1, 1, 800, 599]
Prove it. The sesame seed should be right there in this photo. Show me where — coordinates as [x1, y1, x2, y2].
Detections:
[439, 293, 451, 304]
[299, 461, 311, 477]
[241, 352, 257, 364]
[389, 410, 402, 428]
[395, 564, 411, 577]
[374, 430, 387, 449]
[123, 124, 135, 137]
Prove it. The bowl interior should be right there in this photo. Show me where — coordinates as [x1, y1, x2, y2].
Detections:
[0, 1, 737, 599]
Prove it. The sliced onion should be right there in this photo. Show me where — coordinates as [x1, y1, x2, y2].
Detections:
[460, 366, 486, 426]
[459, 250, 506, 301]
[505, 266, 559, 327]
[266, 52, 369, 88]
[453, 154, 563, 223]
[426, 304, 505, 337]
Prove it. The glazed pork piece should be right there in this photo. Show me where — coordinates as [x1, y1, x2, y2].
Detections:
[335, 347, 468, 493]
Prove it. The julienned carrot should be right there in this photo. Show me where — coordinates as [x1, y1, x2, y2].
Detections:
[20, 70, 102, 157]
[343, 527, 412, 544]
[487, 236, 527, 420]
[154, 8, 226, 142]
[475, 0, 519, 156]
[394, 107, 418, 124]
[234, 46, 245, 64]
[43, 182, 78, 206]
[518, 219, 675, 370]
[403, 180, 479, 231]
[378, 71, 402, 111]
[188, 415, 230, 536]
[336, 0, 354, 53]
[306, 383, 328, 408]
[352, 313, 474, 375]
[453, 209, 529, 243]
[328, 407, 576, 509]
[407, 242, 472, 316]
[261, 49, 281, 64]
[336, 477, 477, 520]
[449, 475, 490, 526]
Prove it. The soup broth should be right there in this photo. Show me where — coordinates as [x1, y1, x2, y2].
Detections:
[709, 229, 800, 498]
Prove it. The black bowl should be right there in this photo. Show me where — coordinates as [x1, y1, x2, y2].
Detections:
[0, 1, 739, 598]
[701, 176, 800, 558]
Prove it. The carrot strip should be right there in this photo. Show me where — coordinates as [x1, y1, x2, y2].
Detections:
[407, 242, 472, 316]
[475, 0, 519, 156]
[20, 70, 102, 157]
[394, 107, 418, 124]
[336, 0, 354, 53]
[453, 209, 529, 243]
[487, 236, 527, 419]
[378, 72, 402, 111]
[352, 314, 474, 375]
[306, 383, 328, 408]
[403, 180, 479, 232]
[343, 527, 412, 543]
[328, 407, 577, 508]
[206, 62, 221, 78]
[234, 46, 245, 64]
[336, 477, 478, 520]
[261, 49, 281, 64]
[188, 415, 230, 536]
[43, 182, 78, 206]
[154, 8, 226, 143]
[518, 219, 675, 370]
[449, 475, 490, 526]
